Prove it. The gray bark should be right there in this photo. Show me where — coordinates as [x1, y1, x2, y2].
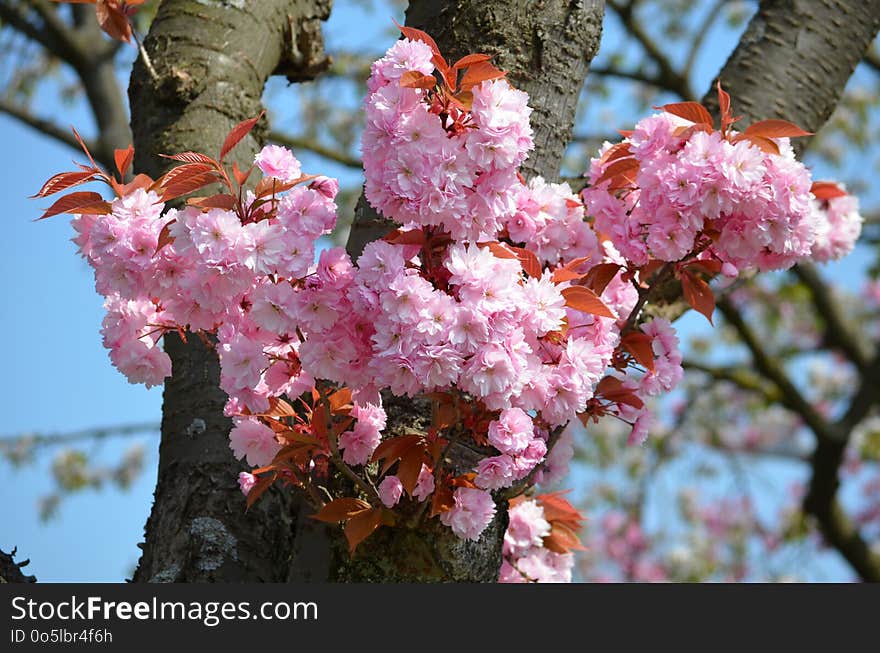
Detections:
[703, 0, 880, 145]
[129, 0, 331, 583]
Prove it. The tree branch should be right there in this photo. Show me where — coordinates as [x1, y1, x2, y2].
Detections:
[837, 350, 880, 433]
[269, 130, 362, 169]
[681, 359, 781, 404]
[683, 0, 726, 82]
[792, 263, 874, 373]
[717, 295, 880, 582]
[607, 0, 695, 100]
[0, 96, 99, 159]
[588, 64, 679, 92]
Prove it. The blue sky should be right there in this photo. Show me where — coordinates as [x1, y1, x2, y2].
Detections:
[1, 1, 875, 582]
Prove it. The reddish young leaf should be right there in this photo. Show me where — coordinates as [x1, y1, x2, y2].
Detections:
[383, 228, 426, 247]
[161, 151, 217, 166]
[397, 445, 426, 495]
[37, 191, 110, 220]
[599, 141, 633, 166]
[373, 435, 422, 476]
[459, 60, 506, 91]
[31, 170, 101, 198]
[479, 240, 517, 259]
[509, 246, 542, 278]
[583, 262, 621, 295]
[614, 392, 645, 410]
[684, 259, 723, 276]
[732, 134, 777, 155]
[621, 331, 655, 372]
[245, 472, 277, 510]
[187, 193, 236, 210]
[153, 162, 214, 190]
[537, 491, 585, 526]
[810, 181, 847, 200]
[681, 270, 715, 324]
[452, 53, 493, 70]
[454, 90, 474, 111]
[95, 0, 132, 43]
[394, 20, 441, 56]
[154, 220, 176, 255]
[744, 119, 812, 140]
[655, 101, 713, 127]
[279, 431, 322, 448]
[640, 259, 666, 282]
[542, 522, 586, 554]
[113, 145, 135, 179]
[232, 162, 253, 187]
[432, 399, 458, 430]
[311, 497, 372, 523]
[676, 123, 714, 140]
[550, 256, 592, 284]
[717, 80, 732, 128]
[328, 387, 353, 414]
[344, 507, 383, 554]
[592, 156, 638, 189]
[595, 375, 645, 410]
[160, 170, 222, 203]
[69, 126, 100, 171]
[267, 396, 298, 418]
[115, 173, 153, 198]
[551, 267, 584, 283]
[429, 482, 455, 518]
[561, 286, 616, 319]
[312, 405, 328, 440]
[400, 70, 436, 90]
[450, 473, 477, 488]
[220, 111, 265, 162]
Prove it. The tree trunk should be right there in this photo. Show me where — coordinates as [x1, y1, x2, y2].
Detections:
[129, 0, 331, 583]
[703, 0, 880, 140]
[316, 0, 606, 582]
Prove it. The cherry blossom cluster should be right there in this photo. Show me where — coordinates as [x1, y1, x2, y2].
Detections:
[583, 112, 824, 274]
[45, 29, 866, 580]
[809, 189, 863, 262]
[70, 150, 338, 475]
[498, 497, 575, 582]
[363, 39, 532, 243]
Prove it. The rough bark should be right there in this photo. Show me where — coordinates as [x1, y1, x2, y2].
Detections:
[703, 0, 880, 145]
[318, 0, 605, 582]
[130, 0, 331, 583]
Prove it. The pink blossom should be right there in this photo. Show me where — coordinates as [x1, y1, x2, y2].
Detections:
[413, 464, 435, 502]
[487, 408, 534, 455]
[378, 475, 404, 508]
[439, 487, 496, 541]
[229, 417, 280, 467]
[254, 144, 302, 182]
[238, 472, 257, 496]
